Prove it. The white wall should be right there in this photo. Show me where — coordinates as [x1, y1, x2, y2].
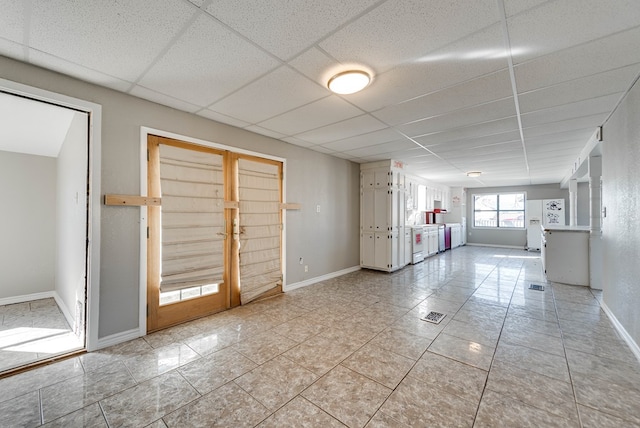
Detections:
[0, 55, 360, 341]
[0, 150, 56, 299]
[602, 75, 640, 350]
[576, 182, 590, 226]
[55, 112, 89, 331]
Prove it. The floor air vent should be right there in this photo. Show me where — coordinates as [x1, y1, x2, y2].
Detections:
[529, 283, 545, 291]
[421, 311, 446, 324]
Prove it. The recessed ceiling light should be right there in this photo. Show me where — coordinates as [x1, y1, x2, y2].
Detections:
[466, 171, 482, 177]
[327, 70, 371, 95]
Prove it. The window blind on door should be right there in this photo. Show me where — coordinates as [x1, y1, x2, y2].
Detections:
[159, 144, 225, 293]
[238, 159, 281, 304]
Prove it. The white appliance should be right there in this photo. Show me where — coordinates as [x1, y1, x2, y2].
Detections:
[411, 226, 425, 264]
[526, 200, 543, 251]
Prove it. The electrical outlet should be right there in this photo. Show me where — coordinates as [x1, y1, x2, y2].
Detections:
[304, 265, 308, 272]
[299, 257, 303, 264]
[316, 205, 321, 213]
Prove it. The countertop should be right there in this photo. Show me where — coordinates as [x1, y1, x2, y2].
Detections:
[541, 224, 590, 232]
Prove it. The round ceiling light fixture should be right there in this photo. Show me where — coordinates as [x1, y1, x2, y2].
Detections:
[327, 70, 371, 95]
[466, 171, 482, 177]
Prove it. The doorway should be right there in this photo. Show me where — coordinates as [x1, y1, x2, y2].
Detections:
[0, 83, 100, 373]
[145, 135, 283, 332]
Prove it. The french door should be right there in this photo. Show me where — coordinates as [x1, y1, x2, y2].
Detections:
[146, 135, 282, 332]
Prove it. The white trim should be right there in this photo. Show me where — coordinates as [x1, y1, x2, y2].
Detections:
[465, 243, 525, 250]
[96, 328, 141, 349]
[0, 78, 101, 352]
[284, 266, 361, 292]
[601, 301, 640, 364]
[139, 127, 287, 335]
[0, 291, 55, 307]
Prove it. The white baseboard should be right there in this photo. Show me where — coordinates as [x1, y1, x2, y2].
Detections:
[0, 291, 55, 306]
[601, 301, 640, 364]
[284, 266, 361, 292]
[96, 328, 141, 350]
[466, 243, 526, 250]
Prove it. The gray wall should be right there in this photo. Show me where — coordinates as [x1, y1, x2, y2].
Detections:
[0, 55, 360, 340]
[0, 150, 57, 299]
[576, 181, 590, 226]
[602, 75, 640, 347]
[55, 112, 89, 330]
[466, 184, 569, 247]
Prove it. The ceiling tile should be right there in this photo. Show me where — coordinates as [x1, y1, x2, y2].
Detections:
[420, 130, 522, 150]
[409, 117, 520, 142]
[373, 69, 514, 125]
[523, 114, 608, 139]
[502, 0, 549, 17]
[294, 115, 388, 145]
[257, 95, 363, 136]
[0, 0, 25, 44]
[243, 126, 287, 140]
[129, 85, 201, 113]
[518, 64, 639, 113]
[196, 109, 251, 128]
[282, 137, 316, 148]
[321, 128, 402, 152]
[0, 38, 25, 62]
[209, 66, 328, 124]
[520, 93, 622, 128]
[29, 0, 196, 82]
[345, 24, 510, 111]
[396, 98, 516, 137]
[319, 0, 499, 72]
[514, 26, 640, 92]
[507, 0, 640, 63]
[138, 14, 280, 107]
[343, 139, 419, 158]
[204, 0, 380, 60]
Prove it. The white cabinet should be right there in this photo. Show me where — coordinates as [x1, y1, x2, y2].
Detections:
[450, 223, 461, 248]
[424, 226, 439, 256]
[542, 226, 590, 286]
[403, 227, 412, 266]
[361, 162, 407, 272]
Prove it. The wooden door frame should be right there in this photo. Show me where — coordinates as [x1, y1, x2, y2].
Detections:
[139, 127, 287, 335]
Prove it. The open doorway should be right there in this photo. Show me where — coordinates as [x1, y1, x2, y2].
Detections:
[0, 88, 94, 373]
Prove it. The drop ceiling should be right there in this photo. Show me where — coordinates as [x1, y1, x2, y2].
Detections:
[1, 0, 638, 186]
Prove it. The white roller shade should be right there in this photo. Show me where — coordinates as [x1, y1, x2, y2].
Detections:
[159, 144, 225, 292]
[238, 159, 281, 304]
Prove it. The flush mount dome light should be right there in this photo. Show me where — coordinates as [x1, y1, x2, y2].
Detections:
[327, 70, 371, 94]
[466, 171, 482, 177]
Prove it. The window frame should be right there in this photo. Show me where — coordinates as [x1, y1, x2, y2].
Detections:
[472, 192, 526, 229]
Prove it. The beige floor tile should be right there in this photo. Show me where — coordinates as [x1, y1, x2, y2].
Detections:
[499, 327, 565, 356]
[302, 365, 392, 428]
[380, 375, 477, 428]
[571, 371, 640, 424]
[364, 411, 407, 427]
[163, 382, 269, 428]
[475, 389, 579, 428]
[408, 351, 487, 402]
[178, 347, 257, 395]
[271, 316, 326, 343]
[561, 330, 638, 365]
[100, 371, 199, 427]
[234, 355, 317, 410]
[494, 341, 570, 382]
[257, 396, 346, 427]
[566, 348, 640, 390]
[367, 327, 432, 360]
[442, 318, 502, 348]
[341, 342, 415, 389]
[42, 403, 107, 428]
[578, 404, 640, 428]
[0, 391, 41, 427]
[123, 342, 200, 382]
[428, 333, 494, 370]
[486, 359, 578, 421]
[233, 330, 298, 365]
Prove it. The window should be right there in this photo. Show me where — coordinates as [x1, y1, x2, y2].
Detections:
[473, 193, 525, 228]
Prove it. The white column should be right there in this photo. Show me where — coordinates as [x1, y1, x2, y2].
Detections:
[569, 179, 578, 226]
[588, 156, 603, 290]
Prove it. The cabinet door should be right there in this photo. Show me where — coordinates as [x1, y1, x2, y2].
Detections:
[404, 229, 412, 265]
[374, 232, 389, 270]
[391, 230, 400, 271]
[361, 189, 374, 231]
[361, 233, 375, 267]
[391, 189, 399, 231]
[374, 171, 389, 188]
[361, 171, 374, 189]
[374, 188, 389, 231]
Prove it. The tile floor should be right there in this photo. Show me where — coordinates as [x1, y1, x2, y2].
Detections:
[0, 298, 83, 373]
[1, 246, 640, 427]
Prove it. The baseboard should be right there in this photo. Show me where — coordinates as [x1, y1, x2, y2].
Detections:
[466, 243, 526, 250]
[601, 301, 640, 364]
[96, 328, 141, 350]
[284, 266, 361, 292]
[0, 291, 55, 306]
[53, 292, 75, 331]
